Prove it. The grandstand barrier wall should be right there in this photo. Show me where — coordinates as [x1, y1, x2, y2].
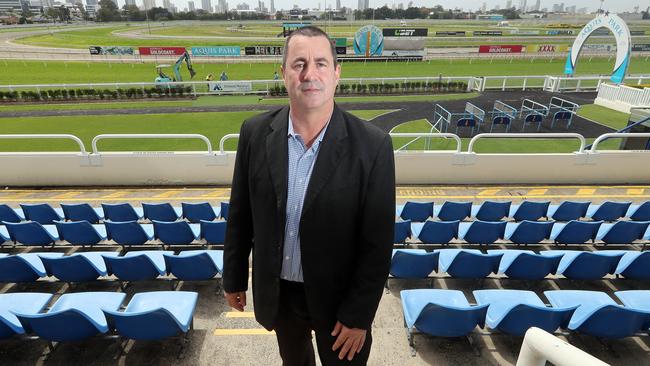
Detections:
[595, 83, 650, 113]
[1, 133, 649, 186]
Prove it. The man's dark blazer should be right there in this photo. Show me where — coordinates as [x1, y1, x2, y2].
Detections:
[223, 103, 395, 332]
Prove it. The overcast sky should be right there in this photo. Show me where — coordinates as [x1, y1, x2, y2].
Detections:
[131, 0, 645, 13]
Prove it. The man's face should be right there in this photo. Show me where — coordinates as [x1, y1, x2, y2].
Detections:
[282, 35, 341, 111]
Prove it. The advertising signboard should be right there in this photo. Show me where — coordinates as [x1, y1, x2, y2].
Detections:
[436, 31, 465, 36]
[526, 44, 568, 53]
[354, 25, 384, 56]
[382, 28, 428, 37]
[244, 46, 283, 55]
[546, 30, 574, 35]
[582, 44, 617, 52]
[191, 46, 241, 57]
[478, 45, 524, 53]
[138, 47, 186, 56]
[89, 46, 135, 55]
[632, 44, 650, 52]
[332, 38, 347, 54]
[509, 30, 540, 35]
[381, 50, 425, 57]
[208, 81, 253, 93]
[473, 31, 503, 36]
[630, 30, 646, 36]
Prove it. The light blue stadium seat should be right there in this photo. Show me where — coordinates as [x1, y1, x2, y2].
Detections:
[181, 202, 219, 223]
[412, 220, 458, 245]
[15, 292, 126, 342]
[586, 201, 632, 222]
[104, 221, 154, 247]
[509, 201, 550, 222]
[200, 220, 227, 245]
[547, 201, 590, 222]
[163, 250, 223, 280]
[549, 220, 602, 244]
[438, 249, 502, 279]
[104, 291, 198, 340]
[488, 249, 562, 280]
[2, 221, 59, 246]
[472, 201, 511, 222]
[544, 290, 650, 339]
[473, 289, 576, 336]
[541, 250, 623, 280]
[504, 221, 554, 245]
[401, 289, 487, 338]
[0, 293, 53, 339]
[153, 220, 200, 245]
[60, 203, 104, 224]
[0, 204, 24, 223]
[20, 203, 63, 225]
[435, 201, 472, 222]
[54, 220, 107, 246]
[615, 291, 650, 317]
[103, 250, 170, 281]
[399, 201, 434, 222]
[0, 228, 8, 244]
[458, 221, 506, 245]
[102, 203, 144, 222]
[0, 253, 63, 282]
[390, 249, 438, 278]
[611, 251, 650, 280]
[142, 203, 181, 222]
[628, 201, 650, 221]
[394, 220, 412, 244]
[596, 221, 650, 245]
[40, 252, 119, 282]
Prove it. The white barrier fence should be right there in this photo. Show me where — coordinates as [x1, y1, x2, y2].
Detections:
[595, 83, 650, 113]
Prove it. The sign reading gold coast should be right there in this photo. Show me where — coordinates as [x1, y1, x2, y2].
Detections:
[564, 12, 631, 84]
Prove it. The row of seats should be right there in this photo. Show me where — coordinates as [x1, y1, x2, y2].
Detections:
[0, 250, 223, 283]
[397, 200, 650, 222]
[401, 289, 650, 341]
[390, 249, 650, 280]
[0, 220, 226, 247]
[0, 202, 229, 225]
[0, 291, 197, 342]
[394, 219, 650, 245]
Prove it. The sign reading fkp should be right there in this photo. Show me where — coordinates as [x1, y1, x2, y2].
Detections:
[382, 28, 428, 37]
[478, 45, 524, 53]
[138, 47, 186, 56]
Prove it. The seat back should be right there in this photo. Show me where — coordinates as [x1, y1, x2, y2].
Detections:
[438, 201, 472, 221]
[20, 203, 60, 224]
[475, 201, 511, 221]
[447, 252, 502, 279]
[105, 221, 150, 246]
[200, 220, 227, 244]
[418, 220, 459, 244]
[630, 201, 650, 221]
[513, 201, 550, 221]
[3, 221, 56, 246]
[16, 310, 104, 342]
[220, 202, 229, 220]
[463, 221, 506, 244]
[153, 220, 196, 245]
[102, 203, 140, 222]
[0, 256, 43, 282]
[555, 220, 602, 244]
[55, 220, 103, 246]
[104, 255, 162, 281]
[591, 201, 632, 222]
[182, 202, 217, 223]
[142, 203, 178, 222]
[164, 252, 219, 280]
[504, 253, 562, 280]
[619, 252, 650, 280]
[61, 203, 101, 224]
[577, 305, 650, 339]
[394, 221, 411, 244]
[509, 221, 553, 244]
[41, 256, 102, 282]
[400, 201, 433, 222]
[104, 309, 183, 340]
[497, 305, 576, 336]
[562, 253, 623, 280]
[601, 221, 650, 244]
[414, 303, 488, 337]
[390, 251, 439, 278]
[551, 201, 590, 221]
[0, 204, 22, 223]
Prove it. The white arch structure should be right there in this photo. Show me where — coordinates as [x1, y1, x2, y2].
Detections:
[564, 13, 632, 84]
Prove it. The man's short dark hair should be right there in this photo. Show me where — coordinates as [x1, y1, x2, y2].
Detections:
[282, 26, 338, 68]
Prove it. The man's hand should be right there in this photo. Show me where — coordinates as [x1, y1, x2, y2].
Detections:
[224, 291, 246, 312]
[331, 321, 367, 361]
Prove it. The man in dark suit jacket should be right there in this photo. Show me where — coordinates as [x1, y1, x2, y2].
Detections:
[223, 26, 395, 365]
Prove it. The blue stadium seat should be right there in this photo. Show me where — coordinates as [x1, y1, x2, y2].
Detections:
[142, 203, 181, 222]
[163, 250, 223, 280]
[549, 220, 602, 244]
[413, 220, 458, 245]
[390, 249, 438, 278]
[104, 221, 154, 247]
[0, 293, 53, 339]
[14, 292, 126, 342]
[219, 202, 229, 220]
[182, 202, 218, 223]
[2, 221, 58, 246]
[399, 201, 434, 222]
[20, 203, 63, 225]
[60, 203, 104, 224]
[458, 221, 506, 245]
[510, 201, 550, 222]
[103, 251, 170, 281]
[0, 228, 8, 244]
[488, 249, 562, 280]
[596, 221, 650, 245]
[504, 221, 554, 245]
[0, 204, 24, 223]
[153, 220, 200, 245]
[438, 249, 502, 279]
[401, 289, 487, 338]
[542, 250, 623, 280]
[0, 253, 63, 282]
[615, 291, 650, 318]
[586, 201, 632, 222]
[394, 220, 412, 244]
[612, 251, 650, 280]
[472, 201, 511, 221]
[544, 290, 650, 339]
[200, 220, 227, 245]
[54, 220, 107, 246]
[435, 201, 472, 221]
[104, 291, 198, 340]
[102, 203, 143, 222]
[40, 252, 118, 282]
[473, 290, 576, 336]
[547, 201, 590, 222]
[628, 201, 650, 221]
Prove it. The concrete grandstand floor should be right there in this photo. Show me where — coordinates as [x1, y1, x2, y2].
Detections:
[1, 185, 650, 365]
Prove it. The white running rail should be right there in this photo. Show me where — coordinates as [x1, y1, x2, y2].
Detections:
[516, 327, 609, 366]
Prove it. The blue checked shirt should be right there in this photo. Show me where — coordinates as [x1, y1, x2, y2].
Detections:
[280, 113, 330, 282]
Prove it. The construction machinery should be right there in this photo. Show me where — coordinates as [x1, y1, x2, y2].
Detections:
[154, 51, 196, 84]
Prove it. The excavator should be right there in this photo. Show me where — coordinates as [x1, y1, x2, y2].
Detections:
[154, 51, 196, 84]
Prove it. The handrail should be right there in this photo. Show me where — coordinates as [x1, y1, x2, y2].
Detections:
[516, 327, 608, 366]
[0, 134, 87, 155]
[219, 133, 240, 153]
[390, 133, 462, 152]
[590, 132, 650, 152]
[91, 134, 212, 154]
[468, 133, 586, 153]
[585, 116, 650, 150]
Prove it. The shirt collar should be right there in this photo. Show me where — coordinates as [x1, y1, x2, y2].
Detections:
[288, 111, 332, 148]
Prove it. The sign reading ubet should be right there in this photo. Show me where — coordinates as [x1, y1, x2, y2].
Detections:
[564, 13, 631, 84]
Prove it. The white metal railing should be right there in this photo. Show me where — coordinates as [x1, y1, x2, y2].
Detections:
[390, 133, 462, 152]
[219, 133, 240, 154]
[467, 133, 586, 153]
[91, 134, 213, 154]
[0, 134, 88, 155]
[590, 133, 650, 152]
[516, 327, 608, 366]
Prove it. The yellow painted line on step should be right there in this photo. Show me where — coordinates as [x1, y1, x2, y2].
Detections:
[199, 189, 230, 198]
[101, 191, 129, 199]
[214, 329, 275, 336]
[153, 190, 181, 199]
[627, 188, 645, 195]
[224, 312, 255, 318]
[397, 194, 650, 199]
[50, 191, 81, 200]
[576, 188, 597, 195]
[0, 192, 32, 200]
[526, 189, 548, 196]
[477, 189, 500, 196]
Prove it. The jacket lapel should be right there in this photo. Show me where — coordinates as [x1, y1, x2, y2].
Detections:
[301, 104, 350, 216]
[266, 107, 289, 217]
